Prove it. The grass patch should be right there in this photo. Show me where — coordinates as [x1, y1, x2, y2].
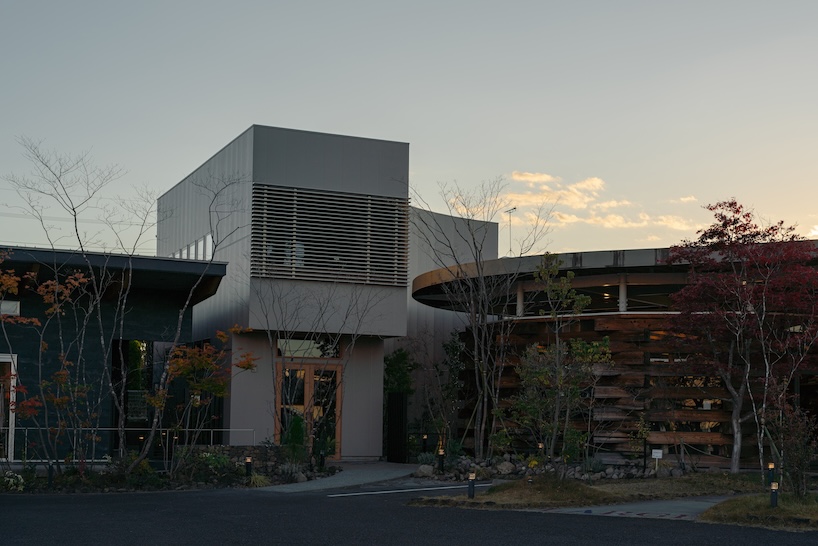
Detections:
[410, 471, 766, 510]
[592, 471, 762, 500]
[483, 474, 619, 507]
[700, 493, 818, 530]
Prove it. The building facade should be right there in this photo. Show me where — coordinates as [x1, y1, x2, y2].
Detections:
[157, 125, 410, 459]
[413, 248, 818, 466]
[0, 246, 224, 462]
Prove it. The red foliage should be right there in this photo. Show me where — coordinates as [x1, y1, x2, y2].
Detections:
[668, 199, 818, 378]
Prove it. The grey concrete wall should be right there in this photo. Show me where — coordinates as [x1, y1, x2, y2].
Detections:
[228, 331, 386, 460]
[227, 331, 276, 445]
[252, 126, 409, 198]
[248, 278, 406, 338]
[340, 336, 384, 459]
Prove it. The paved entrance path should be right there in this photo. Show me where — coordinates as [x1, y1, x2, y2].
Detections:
[539, 495, 729, 521]
[258, 461, 417, 493]
[260, 462, 729, 522]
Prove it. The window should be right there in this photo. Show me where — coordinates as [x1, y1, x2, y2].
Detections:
[0, 301, 20, 316]
[278, 337, 340, 359]
[204, 234, 213, 260]
[283, 241, 305, 268]
[1, 354, 17, 460]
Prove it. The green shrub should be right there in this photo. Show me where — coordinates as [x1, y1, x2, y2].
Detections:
[3, 471, 24, 492]
[417, 452, 436, 465]
[248, 472, 271, 487]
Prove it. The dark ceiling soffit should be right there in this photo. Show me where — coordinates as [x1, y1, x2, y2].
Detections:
[0, 247, 226, 302]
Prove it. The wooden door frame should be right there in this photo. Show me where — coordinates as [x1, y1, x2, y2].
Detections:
[275, 361, 343, 459]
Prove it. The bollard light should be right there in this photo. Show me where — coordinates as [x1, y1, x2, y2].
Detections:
[245, 456, 253, 477]
[422, 433, 428, 453]
[438, 448, 445, 474]
[770, 481, 779, 508]
[767, 461, 775, 486]
[468, 472, 476, 499]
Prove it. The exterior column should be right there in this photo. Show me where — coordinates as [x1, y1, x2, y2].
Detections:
[618, 274, 627, 312]
[516, 284, 525, 317]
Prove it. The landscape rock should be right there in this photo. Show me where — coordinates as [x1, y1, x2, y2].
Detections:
[415, 465, 436, 478]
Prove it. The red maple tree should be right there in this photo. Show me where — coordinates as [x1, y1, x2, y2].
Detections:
[668, 199, 818, 473]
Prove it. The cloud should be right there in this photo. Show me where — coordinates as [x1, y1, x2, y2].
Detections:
[671, 195, 698, 204]
[548, 210, 698, 233]
[654, 215, 698, 231]
[552, 211, 583, 225]
[810, 225, 818, 237]
[502, 173, 700, 238]
[593, 199, 633, 211]
[511, 171, 560, 184]
[585, 213, 650, 229]
[534, 176, 606, 210]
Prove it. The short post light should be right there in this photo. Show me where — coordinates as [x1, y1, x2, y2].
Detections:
[422, 434, 428, 453]
[245, 455, 253, 477]
[770, 481, 779, 508]
[437, 447, 445, 474]
[767, 461, 775, 486]
[537, 442, 544, 453]
[468, 472, 476, 499]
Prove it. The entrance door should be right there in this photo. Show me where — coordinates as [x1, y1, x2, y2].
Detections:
[1, 355, 16, 460]
[279, 363, 341, 459]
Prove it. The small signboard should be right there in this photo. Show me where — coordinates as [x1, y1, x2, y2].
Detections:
[651, 449, 663, 459]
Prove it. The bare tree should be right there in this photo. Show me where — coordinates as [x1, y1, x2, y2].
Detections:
[411, 178, 551, 459]
[3, 138, 152, 468]
[248, 276, 391, 463]
[3, 138, 250, 474]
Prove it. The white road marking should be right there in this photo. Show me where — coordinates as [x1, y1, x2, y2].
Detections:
[327, 483, 493, 498]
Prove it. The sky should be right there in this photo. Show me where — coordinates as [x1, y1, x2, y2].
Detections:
[1, 1, 817, 257]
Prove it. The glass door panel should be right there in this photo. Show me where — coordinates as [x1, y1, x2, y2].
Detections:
[312, 369, 337, 458]
[281, 368, 306, 440]
[277, 364, 341, 459]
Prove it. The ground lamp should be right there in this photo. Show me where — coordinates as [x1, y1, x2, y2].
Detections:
[770, 481, 779, 508]
[437, 448, 445, 474]
[422, 434, 428, 453]
[767, 461, 775, 486]
[468, 472, 476, 499]
[245, 456, 253, 477]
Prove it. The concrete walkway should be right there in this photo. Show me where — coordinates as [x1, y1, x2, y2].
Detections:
[259, 462, 728, 522]
[258, 461, 417, 493]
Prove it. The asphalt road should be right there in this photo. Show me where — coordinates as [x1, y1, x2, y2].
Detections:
[3, 484, 817, 545]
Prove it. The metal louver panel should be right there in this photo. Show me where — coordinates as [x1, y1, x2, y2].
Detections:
[251, 184, 409, 286]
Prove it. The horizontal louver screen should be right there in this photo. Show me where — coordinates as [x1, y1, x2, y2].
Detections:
[251, 184, 409, 286]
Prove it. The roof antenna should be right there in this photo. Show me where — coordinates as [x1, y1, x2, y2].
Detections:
[505, 207, 516, 256]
